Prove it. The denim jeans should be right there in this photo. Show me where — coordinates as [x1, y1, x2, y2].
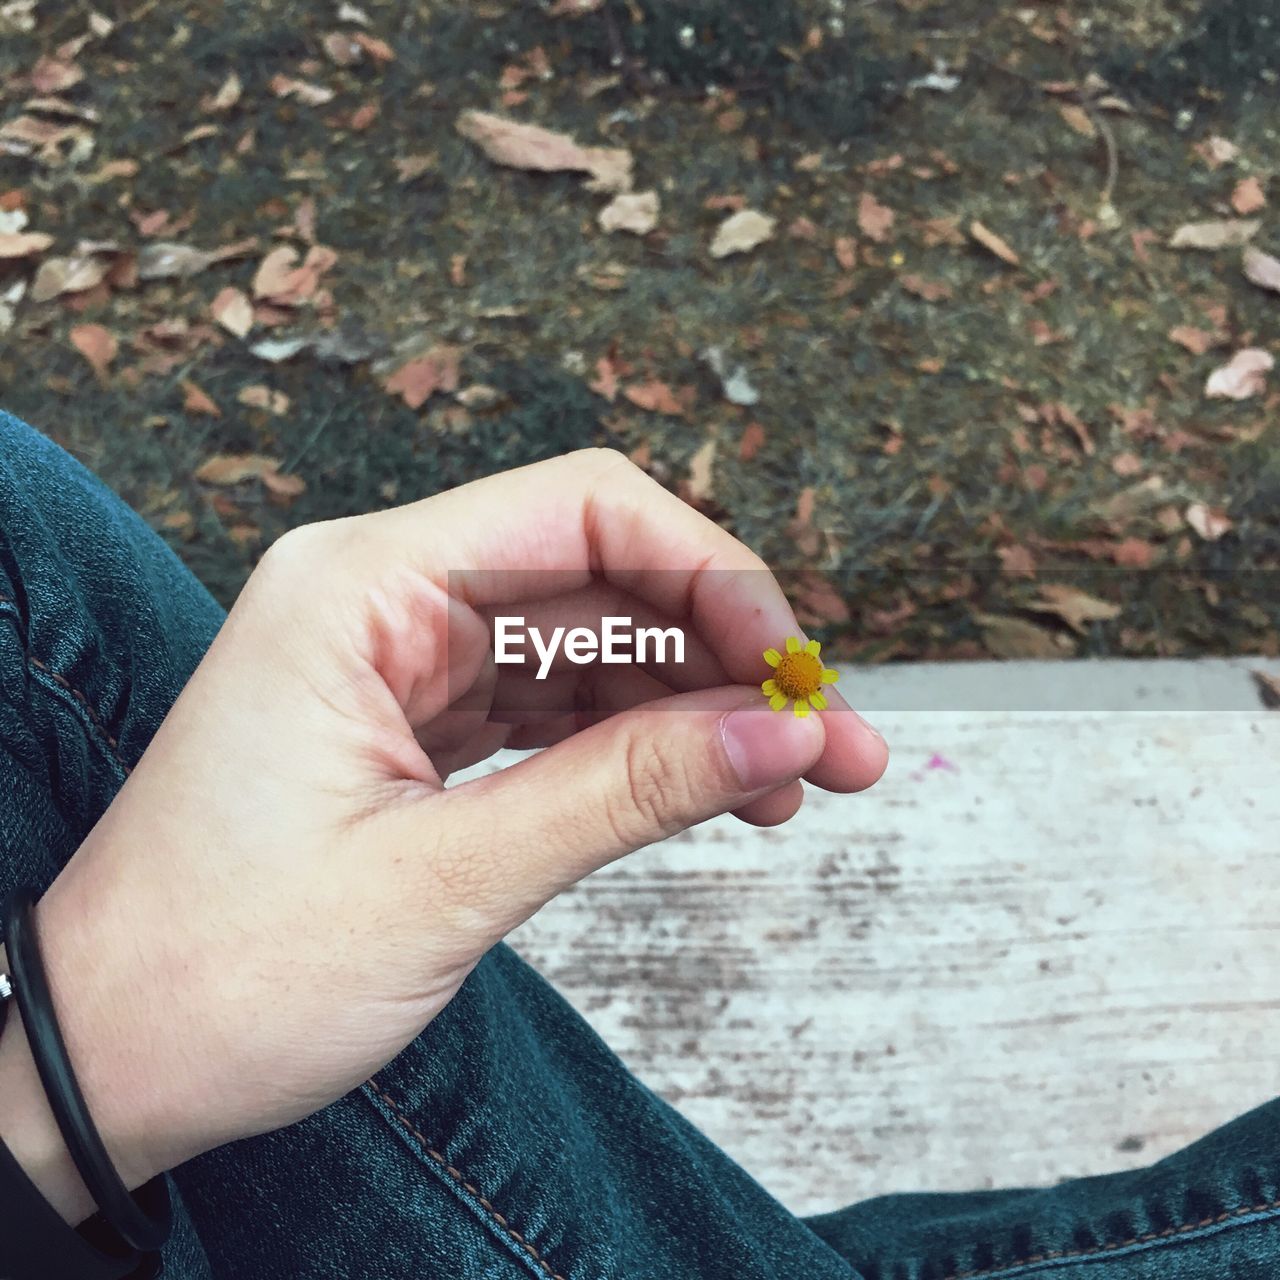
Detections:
[1, 405, 1278, 1279]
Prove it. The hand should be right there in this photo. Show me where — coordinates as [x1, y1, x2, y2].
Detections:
[13, 449, 888, 1213]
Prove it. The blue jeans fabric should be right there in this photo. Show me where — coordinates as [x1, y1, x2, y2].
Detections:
[1, 405, 1278, 1280]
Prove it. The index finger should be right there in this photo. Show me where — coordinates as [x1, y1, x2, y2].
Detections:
[379, 448, 801, 685]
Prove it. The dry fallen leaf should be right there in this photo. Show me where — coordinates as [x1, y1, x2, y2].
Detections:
[623, 378, 689, 416]
[182, 379, 221, 417]
[901, 274, 952, 302]
[598, 190, 659, 235]
[204, 71, 242, 112]
[1204, 347, 1274, 401]
[1168, 218, 1260, 250]
[0, 229, 52, 258]
[685, 437, 716, 504]
[1057, 103, 1095, 137]
[1231, 176, 1267, 216]
[322, 32, 364, 66]
[269, 74, 334, 106]
[1168, 324, 1218, 355]
[237, 384, 290, 414]
[833, 235, 857, 270]
[455, 110, 632, 193]
[195, 453, 283, 485]
[1243, 245, 1280, 295]
[30, 253, 110, 301]
[857, 192, 895, 243]
[1250, 669, 1280, 709]
[596, 192, 660, 238]
[211, 286, 254, 337]
[68, 322, 116, 378]
[1184, 502, 1233, 541]
[1193, 135, 1238, 170]
[709, 208, 775, 259]
[1024, 584, 1121, 635]
[383, 345, 462, 409]
[973, 612, 1074, 659]
[251, 244, 337, 305]
[738, 421, 766, 461]
[969, 219, 1020, 266]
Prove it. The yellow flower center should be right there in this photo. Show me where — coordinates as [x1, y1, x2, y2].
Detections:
[774, 650, 823, 700]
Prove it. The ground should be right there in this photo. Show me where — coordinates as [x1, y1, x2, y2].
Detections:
[0, 0, 1277, 662]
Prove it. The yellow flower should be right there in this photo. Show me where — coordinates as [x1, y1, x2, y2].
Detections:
[761, 636, 839, 717]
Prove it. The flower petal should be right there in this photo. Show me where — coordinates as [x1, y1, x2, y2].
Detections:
[763, 648, 781, 668]
[761, 679, 778, 696]
[769, 691, 788, 712]
[785, 636, 802, 654]
[804, 638, 821, 656]
[793, 697, 811, 718]
[820, 668, 839, 684]
[810, 690, 828, 711]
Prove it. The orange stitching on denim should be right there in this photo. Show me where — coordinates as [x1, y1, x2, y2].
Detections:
[941, 1196, 1280, 1280]
[368, 1080, 568, 1280]
[0, 592, 132, 775]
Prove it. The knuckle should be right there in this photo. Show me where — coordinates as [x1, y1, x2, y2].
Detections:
[603, 728, 698, 850]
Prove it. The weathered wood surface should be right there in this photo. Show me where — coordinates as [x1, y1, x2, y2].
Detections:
[488, 660, 1280, 1218]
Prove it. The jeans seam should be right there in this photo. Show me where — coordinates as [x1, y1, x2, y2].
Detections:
[366, 1078, 569, 1280]
[0, 593, 132, 777]
[940, 1196, 1280, 1279]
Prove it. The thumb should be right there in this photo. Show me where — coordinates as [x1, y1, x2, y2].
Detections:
[424, 686, 825, 940]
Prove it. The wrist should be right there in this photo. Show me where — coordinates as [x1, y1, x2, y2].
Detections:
[0, 992, 100, 1226]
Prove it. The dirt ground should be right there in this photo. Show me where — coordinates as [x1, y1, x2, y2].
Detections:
[1, 0, 1277, 666]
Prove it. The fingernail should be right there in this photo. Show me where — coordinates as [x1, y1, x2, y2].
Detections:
[719, 704, 822, 791]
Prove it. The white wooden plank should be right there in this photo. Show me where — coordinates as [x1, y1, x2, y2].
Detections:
[474, 662, 1280, 1216]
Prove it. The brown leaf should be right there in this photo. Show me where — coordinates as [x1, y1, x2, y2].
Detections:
[1024, 584, 1121, 635]
[833, 235, 857, 270]
[685, 437, 716, 504]
[322, 32, 364, 66]
[857, 192, 894, 243]
[969, 219, 1020, 266]
[1168, 324, 1217, 355]
[973, 612, 1074, 659]
[0, 230, 52, 258]
[1250, 669, 1280, 709]
[204, 71, 242, 112]
[455, 110, 632, 193]
[182, 380, 221, 417]
[709, 209, 775, 258]
[251, 244, 337, 304]
[598, 190, 659, 235]
[384, 345, 462, 409]
[1184, 501, 1233, 541]
[996, 544, 1037, 575]
[1057, 103, 1095, 137]
[1168, 219, 1260, 250]
[30, 253, 110, 302]
[900, 273, 952, 302]
[237, 385, 290, 415]
[795, 573, 850, 626]
[919, 216, 966, 247]
[1204, 348, 1273, 401]
[588, 355, 619, 401]
[29, 56, 82, 94]
[211, 286, 254, 338]
[68, 323, 117, 378]
[269, 74, 334, 106]
[352, 32, 396, 63]
[623, 378, 688, 416]
[1231, 176, 1266, 216]
[394, 153, 436, 184]
[1243, 245, 1280, 295]
[194, 453, 282, 485]
[738, 421, 766, 461]
[1192, 135, 1238, 170]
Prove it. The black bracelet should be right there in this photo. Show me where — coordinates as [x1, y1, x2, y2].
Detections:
[1, 886, 173, 1255]
[0, 961, 160, 1279]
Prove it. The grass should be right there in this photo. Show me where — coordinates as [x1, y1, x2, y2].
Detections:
[0, 0, 1277, 661]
